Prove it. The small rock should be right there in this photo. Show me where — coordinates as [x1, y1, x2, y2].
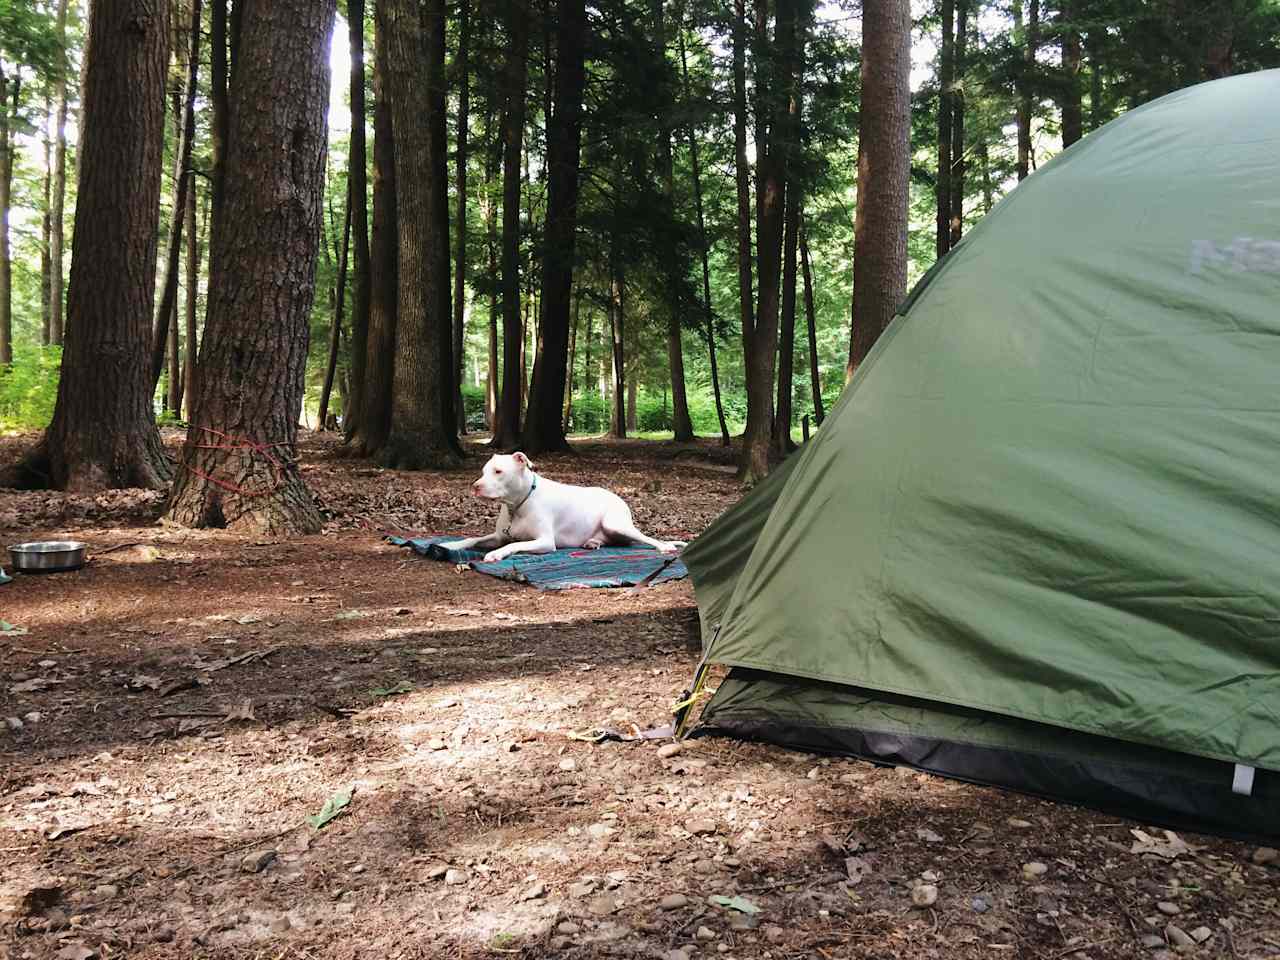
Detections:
[971, 896, 990, 913]
[686, 818, 717, 836]
[729, 913, 758, 931]
[270, 915, 292, 934]
[350, 864, 366, 874]
[1251, 846, 1278, 866]
[1156, 901, 1181, 916]
[241, 850, 277, 874]
[764, 926, 785, 944]
[425, 863, 449, 880]
[911, 884, 938, 908]
[1165, 925, 1194, 948]
[666, 951, 690, 960]
[588, 893, 619, 916]
[1190, 926, 1212, 944]
[22, 712, 41, 724]
[505, 742, 521, 753]
[394, 607, 412, 616]
[695, 926, 717, 942]
[92, 884, 119, 898]
[427, 739, 448, 751]
[1140, 934, 1166, 949]
[559, 759, 577, 772]
[556, 921, 581, 935]
[548, 936, 571, 951]
[444, 869, 469, 886]
[657, 742, 684, 759]
[520, 881, 547, 901]
[660, 893, 690, 911]
[1007, 817, 1033, 829]
[5, 717, 23, 732]
[588, 823, 617, 840]
[1022, 862, 1049, 880]
[568, 881, 595, 898]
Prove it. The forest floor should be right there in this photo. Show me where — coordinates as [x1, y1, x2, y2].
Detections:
[1, 432, 1278, 960]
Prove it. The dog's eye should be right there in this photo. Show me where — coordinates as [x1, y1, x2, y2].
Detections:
[494, 469, 503, 474]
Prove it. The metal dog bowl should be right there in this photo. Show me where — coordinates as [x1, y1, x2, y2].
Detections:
[7, 541, 88, 574]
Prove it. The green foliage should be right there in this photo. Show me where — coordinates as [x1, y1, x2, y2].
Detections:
[0, 344, 60, 430]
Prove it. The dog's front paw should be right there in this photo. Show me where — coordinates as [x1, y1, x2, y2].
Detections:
[482, 550, 505, 563]
[658, 541, 686, 554]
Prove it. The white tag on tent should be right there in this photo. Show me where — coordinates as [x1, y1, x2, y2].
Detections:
[1232, 764, 1256, 797]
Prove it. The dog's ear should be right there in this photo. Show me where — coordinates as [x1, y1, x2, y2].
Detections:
[513, 451, 534, 471]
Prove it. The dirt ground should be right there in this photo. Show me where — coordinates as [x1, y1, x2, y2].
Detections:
[2, 432, 1278, 960]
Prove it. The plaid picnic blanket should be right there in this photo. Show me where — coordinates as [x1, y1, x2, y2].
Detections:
[387, 535, 688, 591]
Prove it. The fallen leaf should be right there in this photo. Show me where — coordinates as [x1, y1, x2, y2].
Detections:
[307, 786, 354, 829]
[127, 675, 162, 691]
[55, 943, 96, 960]
[1130, 828, 1190, 859]
[1, 620, 28, 635]
[370, 680, 414, 697]
[335, 609, 369, 620]
[845, 856, 873, 885]
[917, 827, 944, 843]
[224, 699, 256, 722]
[710, 895, 761, 914]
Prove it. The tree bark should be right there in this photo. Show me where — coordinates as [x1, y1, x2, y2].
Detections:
[679, 24, 729, 446]
[799, 211, 823, 426]
[41, 90, 52, 346]
[0, 71, 13, 367]
[739, 0, 798, 482]
[626, 374, 637, 434]
[1014, 0, 1038, 181]
[607, 263, 625, 439]
[49, 0, 70, 346]
[773, 186, 799, 455]
[949, 0, 967, 247]
[182, 160, 200, 422]
[521, 0, 587, 454]
[374, 0, 458, 468]
[210, 0, 230, 238]
[425, 0, 457, 451]
[453, 0, 470, 434]
[1059, 0, 1083, 147]
[344, 0, 372, 442]
[491, 0, 529, 449]
[10, 0, 173, 491]
[732, 0, 754, 392]
[650, 0, 694, 443]
[935, 0, 953, 259]
[353, 17, 397, 456]
[845, 0, 910, 379]
[318, 179, 353, 430]
[564, 290, 578, 425]
[165, 0, 334, 532]
[1087, 29, 1104, 131]
[152, 0, 203, 393]
[483, 107, 499, 431]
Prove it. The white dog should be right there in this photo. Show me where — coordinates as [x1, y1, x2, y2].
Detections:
[440, 453, 686, 563]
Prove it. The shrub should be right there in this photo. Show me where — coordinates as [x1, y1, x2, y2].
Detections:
[0, 345, 61, 431]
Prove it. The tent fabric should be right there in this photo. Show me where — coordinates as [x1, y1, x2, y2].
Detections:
[683, 70, 1280, 835]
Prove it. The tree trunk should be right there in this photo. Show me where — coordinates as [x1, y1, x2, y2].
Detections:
[949, 0, 967, 247]
[353, 17, 397, 456]
[799, 212, 823, 426]
[1087, 29, 1104, 131]
[772, 187, 799, 456]
[626, 374, 637, 434]
[608, 263, 625, 439]
[739, 0, 799, 483]
[732, 0, 754, 388]
[1059, 0, 1083, 147]
[521, 0, 587, 454]
[845, 0, 910, 379]
[182, 161, 200, 422]
[374, 0, 458, 468]
[10, 0, 173, 491]
[581, 307, 592, 428]
[41, 90, 52, 346]
[152, 0, 203, 393]
[425, 0, 457, 451]
[491, 0, 529, 450]
[165, 0, 334, 532]
[344, 0, 372, 442]
[453, 0, 470, 434]
[0, 72, 12, 367]
[935, 0, 953, 259]
[49, 0, 70, 346]
[564, 290, 578, 425]
[167, 283, 181, 412]
[210, 0, 230, 238]
[318, 180, 353, 430]
[1014, 0, 1038, 181]
[680, 24, 730, 447]
[649, 0, 694, 443]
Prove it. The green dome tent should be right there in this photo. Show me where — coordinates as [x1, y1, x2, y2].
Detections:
[678, 69, 1280, 840]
